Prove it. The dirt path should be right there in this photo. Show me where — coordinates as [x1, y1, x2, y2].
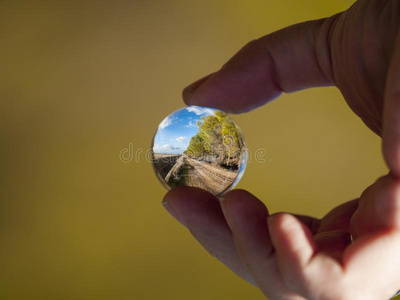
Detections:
[155, 154, 238, 195]
[183, 156, 237, 195]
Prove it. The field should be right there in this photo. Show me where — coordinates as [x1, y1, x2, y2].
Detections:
[152, 153, 238, 195]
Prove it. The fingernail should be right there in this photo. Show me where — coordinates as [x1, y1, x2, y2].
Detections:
[218, 196, 227, 207]
[183, 73, 213, 95]
[161, 199, 186, 226]
[161, 198, 171, 210]
[218, 196, 229, 218]
[267, 214, 280, 228]
[267, 215, 274, 227]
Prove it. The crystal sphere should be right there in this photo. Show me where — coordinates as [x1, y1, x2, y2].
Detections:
[151, 106, 247, 196]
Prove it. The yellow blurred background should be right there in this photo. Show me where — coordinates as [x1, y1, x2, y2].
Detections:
[0, 0, 392, 299]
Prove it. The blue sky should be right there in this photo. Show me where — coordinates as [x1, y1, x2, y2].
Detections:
[153, 106, 216, 154]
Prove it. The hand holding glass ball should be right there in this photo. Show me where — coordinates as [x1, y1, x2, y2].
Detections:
[157, 2, 400, 299]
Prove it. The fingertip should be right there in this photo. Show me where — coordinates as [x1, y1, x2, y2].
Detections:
[218, 190, 271, 250]
[266, 212, 282, 231]
[220, 189, 269, 224]
[268, 213, 317, 267]
[268, 213, 296, 232]
[162, 186, 219, 227]
[163, 185, 215, 204]
[267, 213, 290, 251]
[268, 213, 303, 245]
[182, 73, 215, 106]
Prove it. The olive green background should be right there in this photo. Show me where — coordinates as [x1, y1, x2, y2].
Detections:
[0, 1, 393, 299]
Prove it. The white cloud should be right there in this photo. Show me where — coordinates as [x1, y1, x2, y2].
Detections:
[175, 136, 187, 142]
[185, 120, 198, 128]
[159, 116, 174, 130]
[186, 106, 215, 116]
[153, 144, 183, 154]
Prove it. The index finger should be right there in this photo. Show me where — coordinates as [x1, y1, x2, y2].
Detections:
[183, 15, 341, 113]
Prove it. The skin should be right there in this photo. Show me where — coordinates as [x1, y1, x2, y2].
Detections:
[162, 0, 400, 299]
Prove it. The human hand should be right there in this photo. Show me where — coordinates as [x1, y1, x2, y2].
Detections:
[162, 0, 400, 299]
[163, 174, 400, 299]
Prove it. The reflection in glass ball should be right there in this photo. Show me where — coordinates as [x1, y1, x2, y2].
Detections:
[151, 106, 247, 196]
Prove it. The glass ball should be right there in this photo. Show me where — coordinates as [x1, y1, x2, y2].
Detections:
[151, 106, 247, 196]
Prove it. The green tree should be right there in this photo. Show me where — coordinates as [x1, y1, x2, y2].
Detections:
[184, 134, 205, 157]
[185, 111, 243, 165]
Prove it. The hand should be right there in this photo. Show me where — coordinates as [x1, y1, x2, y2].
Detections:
[162, 0, 400, 299]
[163, 175, 400, 299]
